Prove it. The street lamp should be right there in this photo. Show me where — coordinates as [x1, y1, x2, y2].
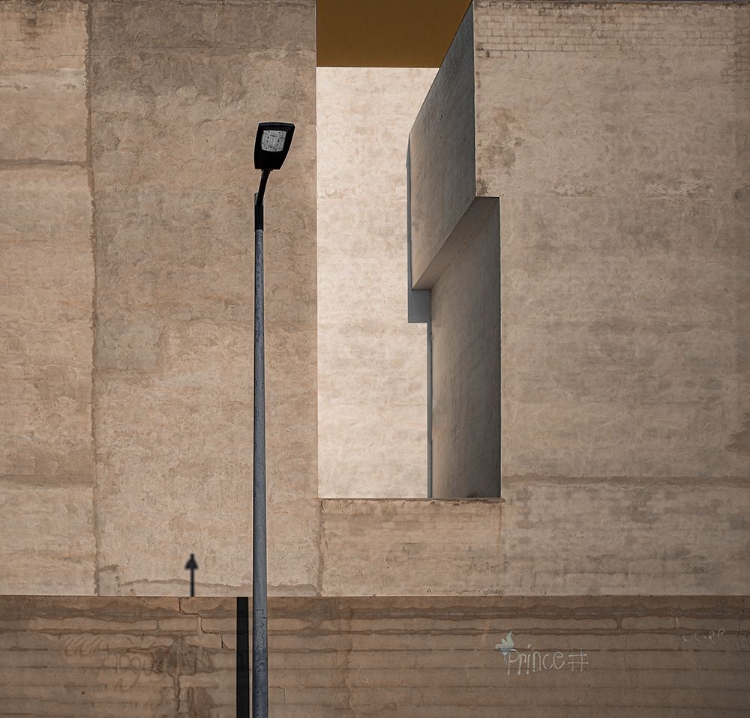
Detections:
[251, 121, 295, 718]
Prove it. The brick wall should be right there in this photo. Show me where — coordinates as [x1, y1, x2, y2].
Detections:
[475, 0, 748, 58]
[1, 595, 749, 717]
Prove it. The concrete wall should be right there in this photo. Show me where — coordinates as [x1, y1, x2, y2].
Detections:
[90, 0, 319, 597]
[406, 0, 750, 579]
[0, 1, 96, 594]
[473, 0, 750, 589]
[409, 6, 502, 498]
[474, 0, 750, 481]
[409, 6, 477, 288]
[1, 0, 319, 597]
[320, 478, 750, 596]
[2, 595, 749, 716]
[431, 204, 500, 497]
[317, 68, 435, 498]
[3, 0, 750, 600]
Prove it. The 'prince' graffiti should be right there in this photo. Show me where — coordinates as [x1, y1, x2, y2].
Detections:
[494, 631, 589, 676]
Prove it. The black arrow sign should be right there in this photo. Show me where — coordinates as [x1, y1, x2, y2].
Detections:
[185, 554, 198, 597]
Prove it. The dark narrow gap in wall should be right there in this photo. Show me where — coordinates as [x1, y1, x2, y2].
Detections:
[236, 597, 250, 718]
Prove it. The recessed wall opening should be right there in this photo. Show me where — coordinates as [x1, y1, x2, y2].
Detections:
[316, 67, 437, 498]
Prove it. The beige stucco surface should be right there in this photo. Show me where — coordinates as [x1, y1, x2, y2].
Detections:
[474, 0, 750, 480]
[0, 1, 87, 161]
[320, 478, 750, 596]
[0, 2, 95, 594]
[431, 203, 500, 497]
[317, 68, 435, 498]
[403, 0, 750, 588]
[91, 0, 319, 595]
[2, 0, 749, 600]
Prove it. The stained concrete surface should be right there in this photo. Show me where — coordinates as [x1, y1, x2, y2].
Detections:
[431, 203, 500, 498]
[0, 1, 95, 594]
[90, 0, 319, 595]
[317, 68, 435, 498]
[1, 594, 748, 717]
[409, 5, 476, 288]
[473, 0, 750, 480]
[2, 0, 749, 600]
[320, 479, 750, 596]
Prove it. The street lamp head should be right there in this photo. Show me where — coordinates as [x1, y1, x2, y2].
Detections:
[254, 122, 295, 171]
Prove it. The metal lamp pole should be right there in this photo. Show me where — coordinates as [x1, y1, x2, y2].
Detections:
[251, 122, 294, 718]
[252, 166, 270, 718]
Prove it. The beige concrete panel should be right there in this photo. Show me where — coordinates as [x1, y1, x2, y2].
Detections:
[318, 68, 437, 200]
[92, 0, 318, 594]
[321, 476, 750, 596]
[0, 482, 95, 594]
[0, 596, 236, 716]
[732, 10, 750, 464]
[0, 1, 86, 161]
[409, 7, 477, 287]
[0, 166, 94, 489]
[320, 499, 504, 595]
[501, 476, 750, 596]
[318, 323, 426, 408]
[317, 69, 434, 498]
[92, 0, 314, 54]
[0, 165, 91, 240]
[470, 2, 750, 481]
[319, 402, 426, 498]
[474, 3, 746, 201]
[432, 202, 500, 497]
[500, 195, 750, 479]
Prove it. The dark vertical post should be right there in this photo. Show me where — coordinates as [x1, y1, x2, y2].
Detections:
[236, 597, 250, 718]
[252, 169, 270, 718]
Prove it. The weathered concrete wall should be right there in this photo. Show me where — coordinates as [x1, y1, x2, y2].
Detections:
[320, 499, 504, 595]
[317, 68, 435, 498]
[405, 0, 750, 587]
[474, 0, 750, 480]
[409, 6, 477, 288]
[0, 596, 237, 715]
[90, 0, 319, 595]
[320, 481, 750, 596]
[3, 0, 750, 600]
[1, 595, 749, 716]
[431, 204, 500, 497]
[0, 1, 96, 594]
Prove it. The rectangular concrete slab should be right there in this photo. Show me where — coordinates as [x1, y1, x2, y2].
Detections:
[0, 1, 87, 161]
[91, 0, 319, 595]
[409, 6, 477, 287]
[317, 68, 434, 498]
[473, 1, 750, 480]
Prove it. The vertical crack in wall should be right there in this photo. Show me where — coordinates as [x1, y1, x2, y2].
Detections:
[316, 501, 325, 596]
[341, 608, 356, 717]
[85, 0, 101, 596]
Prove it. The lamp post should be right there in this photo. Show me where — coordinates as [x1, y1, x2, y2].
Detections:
[251, 121, 295, 718]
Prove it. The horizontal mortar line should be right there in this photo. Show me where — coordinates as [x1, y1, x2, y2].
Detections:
[0, 159, 86, 168]
[0, 477, 94, 488]
[90, 0, 313, 9]
[89, 47, 314, 56]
